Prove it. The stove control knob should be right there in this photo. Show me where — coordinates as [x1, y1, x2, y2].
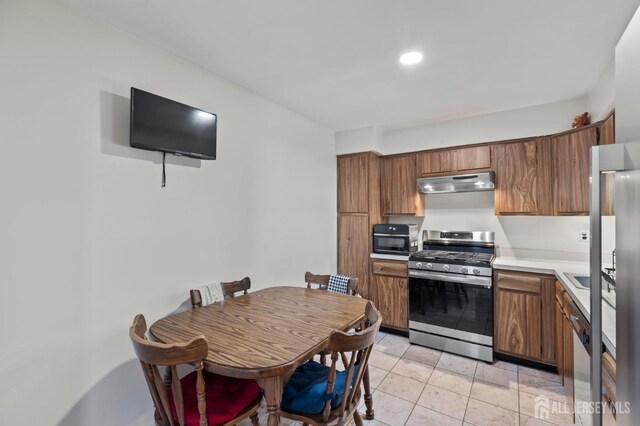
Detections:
[415, 262, 423, 269]
[461, 267, 469, 274]
[442, 265, 450, 272]
[426, 263, 433, 270]
[472, 268, 481, 275]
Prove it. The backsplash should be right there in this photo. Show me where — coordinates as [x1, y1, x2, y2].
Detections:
[388, 191, 615, 263]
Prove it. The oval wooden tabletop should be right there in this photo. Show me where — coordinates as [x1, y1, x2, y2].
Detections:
[149, 286, 368, 379]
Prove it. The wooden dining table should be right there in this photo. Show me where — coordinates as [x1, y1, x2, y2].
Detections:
[149, 286, 374, 426]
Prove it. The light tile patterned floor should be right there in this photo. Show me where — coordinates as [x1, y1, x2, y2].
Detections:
[241, 331, 573, 426]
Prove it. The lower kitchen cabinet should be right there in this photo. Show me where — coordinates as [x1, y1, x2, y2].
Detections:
[561, 292, 574, 422]
[337, 215, 371, 297]
[494, 270, 556, 364]
[370, 259, 408, 331]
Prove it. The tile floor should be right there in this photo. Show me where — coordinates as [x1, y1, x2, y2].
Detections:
[240, 331, 573, 426]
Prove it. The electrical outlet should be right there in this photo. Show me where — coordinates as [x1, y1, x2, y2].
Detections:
[579, 230, 589, 242]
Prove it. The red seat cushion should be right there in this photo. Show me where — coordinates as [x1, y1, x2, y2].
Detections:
[167, 371, 262, 426]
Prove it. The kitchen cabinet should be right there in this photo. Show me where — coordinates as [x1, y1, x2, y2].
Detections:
[455, 145, 492, 171]
[599, 111, 615, 216]
[370, 259, 408, 331]
[417, 145, 491, 176]
[417, 150, 452, 175]
[552, 126, 598, 215]
[561, 292, 575, 421]
[555, 281, 565, 383]
[494, 138, 552, 215]
[337, 152, 382, 298]
[338, 215, 370, 297]
[494, 270, 556, 364]
[381, 154, 424, 216]
[337, 154, 369, 213]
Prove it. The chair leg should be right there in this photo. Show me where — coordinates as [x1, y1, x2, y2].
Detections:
[353, 411, 364, 426]
[320, 353, 326, 365]
[363, 367, 374, 420]
[250, 412, 259, 426]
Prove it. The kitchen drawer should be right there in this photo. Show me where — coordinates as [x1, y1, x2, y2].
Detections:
[496, 271, 542, 294]
[371, 259, 408, 278]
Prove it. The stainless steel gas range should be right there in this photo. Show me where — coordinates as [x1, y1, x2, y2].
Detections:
[408, 230, 495, 362]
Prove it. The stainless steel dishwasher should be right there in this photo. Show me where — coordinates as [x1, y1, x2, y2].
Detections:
[570, 301, 592, 426]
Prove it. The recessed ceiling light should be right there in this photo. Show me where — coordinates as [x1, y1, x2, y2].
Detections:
[399, 51, 423, 66]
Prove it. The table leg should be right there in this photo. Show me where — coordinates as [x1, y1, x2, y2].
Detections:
[363, 366, 374, 420]
[258, 376, 284, 426]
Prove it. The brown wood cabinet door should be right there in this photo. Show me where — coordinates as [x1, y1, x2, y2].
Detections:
[337, 155, 368, 213]
[552, 127, 597, 215]
[454, 146, 492, 171]
[337, 215, 370, 294]
[494, 140, 541, 215]
[562, 313, 574, 418]
[554, 281, 565, 382]
[599, 113, 615, 216]
[371, 274, 408, 330]
[417, 150, 452, 175]
[540, 277, 556, 364]
[381, 155, 424, 216]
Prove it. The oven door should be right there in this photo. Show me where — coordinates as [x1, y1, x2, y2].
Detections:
[408, 269, 493, 345]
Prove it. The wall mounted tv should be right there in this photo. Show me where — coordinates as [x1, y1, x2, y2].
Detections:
[130, 87, 217, 160]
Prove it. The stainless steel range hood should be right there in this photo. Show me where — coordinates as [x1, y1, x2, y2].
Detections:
[417, 172, 495, 194]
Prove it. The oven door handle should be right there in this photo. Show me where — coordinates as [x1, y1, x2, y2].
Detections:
[408, 270, 492, 288]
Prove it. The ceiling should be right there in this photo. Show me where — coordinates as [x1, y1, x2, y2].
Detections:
[64, 0, 640, 131]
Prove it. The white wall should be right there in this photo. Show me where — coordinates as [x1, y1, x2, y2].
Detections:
[335, 125, 384, 155]
[616, 5, 640, 143]
[379, 97, 587, 155]
[0, 1, 335, 425]
[388, 193, 615, 263]
[586, 57, 616, 122]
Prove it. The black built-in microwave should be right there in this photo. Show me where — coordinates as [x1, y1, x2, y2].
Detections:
[373, 224, 419, 255]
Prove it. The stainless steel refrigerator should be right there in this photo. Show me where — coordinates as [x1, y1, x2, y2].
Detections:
[590, 142, 640, 426]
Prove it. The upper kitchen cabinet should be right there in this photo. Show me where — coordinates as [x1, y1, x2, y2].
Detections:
[494, 138, 552, 216]
[337, 154, 369, 213]
[417, 145, 491, 177]
[417, 150, 452, 175]
[599, 111, 615, 216]
[454, 145, 492, 171]
[552, 126, 598, 215]
[381, 154, 424, 216]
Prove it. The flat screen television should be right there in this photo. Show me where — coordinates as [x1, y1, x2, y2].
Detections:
[130, 88, 217, 160]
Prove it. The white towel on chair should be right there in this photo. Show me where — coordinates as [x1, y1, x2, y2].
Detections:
[197, 282, 223, 306]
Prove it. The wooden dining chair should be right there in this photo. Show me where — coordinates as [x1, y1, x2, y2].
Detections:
[279, 301, 382, 426]
[220, 277, 251, 300]
[129, 314, 262, 426]
[305, 272, 359, 296]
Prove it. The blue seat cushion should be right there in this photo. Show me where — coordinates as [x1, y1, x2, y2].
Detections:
[281, 360, 359, 414]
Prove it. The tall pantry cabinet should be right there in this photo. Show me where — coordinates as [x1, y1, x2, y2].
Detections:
[337, 152, 382, 300]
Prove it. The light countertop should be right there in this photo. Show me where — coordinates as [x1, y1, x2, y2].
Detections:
[370, 253, 410, 261]
[494, 257, 616, 357]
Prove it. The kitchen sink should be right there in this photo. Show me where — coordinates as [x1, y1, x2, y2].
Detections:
[564, 272, 616, 309]
[564, 273, 591, 289]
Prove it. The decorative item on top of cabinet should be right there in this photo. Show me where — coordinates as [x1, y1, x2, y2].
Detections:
[337, 152, 382, 299]
[381, 154, 424, 216]
[494, 270, 556, 364]
[493, 138, 553, 216]
[370, 259, 408, 331]
[552, 126, 598, 215]
[417, 145, 491, 177]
